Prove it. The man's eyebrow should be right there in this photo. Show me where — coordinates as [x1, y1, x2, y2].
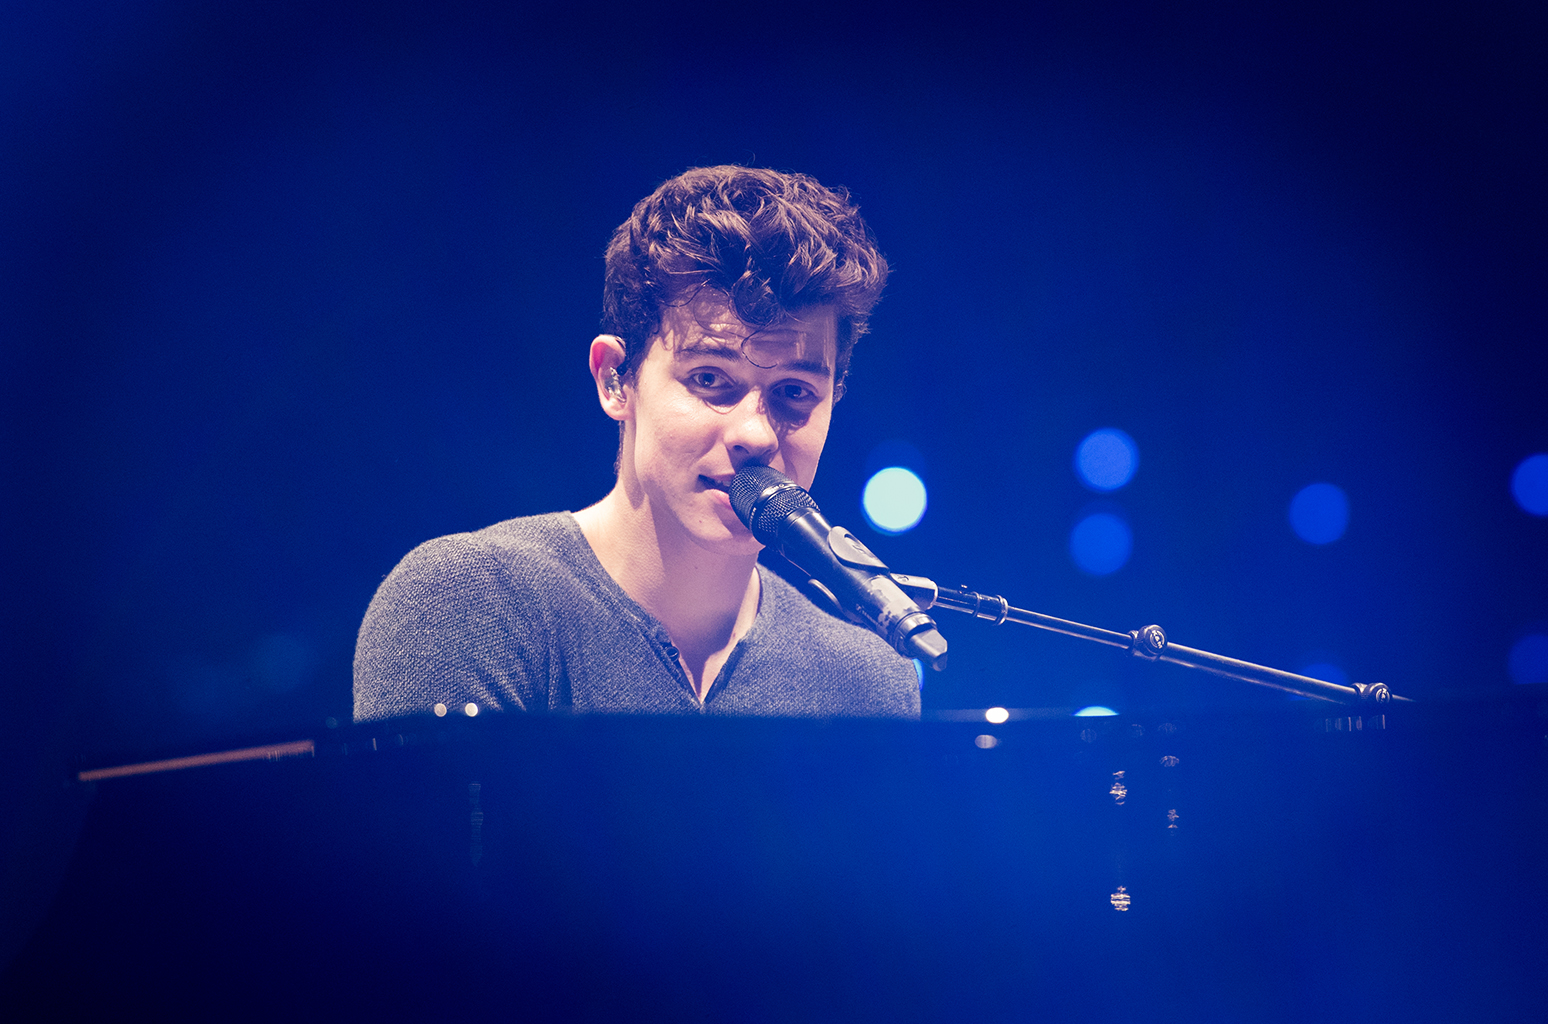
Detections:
[782, 357, 833, 378]
[676, 338, 744, 358]
[676, 339, 833, 378]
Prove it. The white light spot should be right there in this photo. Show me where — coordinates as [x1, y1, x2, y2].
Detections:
[433, 703, 447, 717]
[1075, 429, 1139, 491]
[1509, 633, 1548, 685]
[1513, 453, 1548, 516]
[1069, 513, 1133, 575]
[1289, 482, 1349, 544]
[464, 702, 479, 717]
[1074, 705, 1119, 717]
[984, 706, 1010, 724]
[862, 466, 928, 534]
[974, 734, 998, 749]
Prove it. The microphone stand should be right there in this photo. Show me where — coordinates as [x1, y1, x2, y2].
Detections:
[888, 575, 1406, 705]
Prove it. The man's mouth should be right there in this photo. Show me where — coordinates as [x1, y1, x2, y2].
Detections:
[700, 476, 732, 493]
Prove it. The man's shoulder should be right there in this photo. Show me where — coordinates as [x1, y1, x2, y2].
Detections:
[365, 512, 610, 623]
[356, 513, 591, 722]
[427, 510, 582, 557]
[394, 511, 586, 581]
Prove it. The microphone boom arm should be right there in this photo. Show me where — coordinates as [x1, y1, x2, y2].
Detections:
[889, 575, 1405, 705]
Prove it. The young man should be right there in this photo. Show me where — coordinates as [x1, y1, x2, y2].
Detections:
[353, 167, 920, 720]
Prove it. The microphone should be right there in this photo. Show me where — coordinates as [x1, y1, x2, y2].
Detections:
[730, 464, 948, 671]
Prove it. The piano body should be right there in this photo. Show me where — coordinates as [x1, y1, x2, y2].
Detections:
[4, 698, 1545, 1022]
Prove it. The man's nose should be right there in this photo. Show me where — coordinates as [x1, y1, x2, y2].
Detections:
[725, 390, 778, 459]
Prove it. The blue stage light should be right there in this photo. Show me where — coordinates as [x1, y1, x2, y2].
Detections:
[1299, 662, 1351, 689]
[1508, 633, 1548, 685]
[249, 632, 317, 693]
[1512, 453, 1548, 516]
[1289, 482, 1349, 544]
[1075, 428, 1139, 491]
[1074, 706, 1118, 717]
[1070, 512, 1132, 575]
[862, 466, 927, 534]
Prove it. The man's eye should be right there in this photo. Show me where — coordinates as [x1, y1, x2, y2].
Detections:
[775, 382, 819, 403]
[688, 371, 727, 389]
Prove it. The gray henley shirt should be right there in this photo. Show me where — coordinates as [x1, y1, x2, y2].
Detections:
[353, 512, 921, 721]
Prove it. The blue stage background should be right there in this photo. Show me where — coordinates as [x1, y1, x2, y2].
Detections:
[3, 0, 1545, 966]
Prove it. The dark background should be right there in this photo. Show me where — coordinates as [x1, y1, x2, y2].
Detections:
[3, 0, 1545, 966]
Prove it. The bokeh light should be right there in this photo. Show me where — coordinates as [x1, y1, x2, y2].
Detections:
[1074, 706, 1118, 717]
[248, 632, 317, 693]
[1508, 633, 1548, 685]
[1512, 454, 1548, 516]
[1289, 482, 1349, 544]
[1299, 662, 1351, 689]
[862, 466, 928, 534]
[1070, 512, 1132, 575]
[1075, 428, 1140, 491]
[984, 706, 1010, 724]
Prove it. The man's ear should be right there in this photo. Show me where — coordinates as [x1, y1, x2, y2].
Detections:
[589, 335, 629, 422]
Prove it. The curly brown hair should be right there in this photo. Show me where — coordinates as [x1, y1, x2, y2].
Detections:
[601, 166, 889, 396]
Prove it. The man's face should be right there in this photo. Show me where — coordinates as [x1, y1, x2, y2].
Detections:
[622, 289, 837, 556]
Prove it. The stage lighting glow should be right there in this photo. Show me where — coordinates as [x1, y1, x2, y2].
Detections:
[1512, 453, 1548, 516]
[912, 659, 924, 688]
[974, 734, 999, 749]
[1289, 482, 1349, 544]
[249, 632, 316, 693]
[1070, 512, 1132, 574]
[862, 466, 927, 534]
[434, 703, 447, 717]
[1508, 633, 1548, 685]
[984, 706, 1010, 724]
[1074, 706, 1118, 717]
[1075, 428, 1139, 491]
[464, 702, 479, 717]
[1299, 662, 1351, 689]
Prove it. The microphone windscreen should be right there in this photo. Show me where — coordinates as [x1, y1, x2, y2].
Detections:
[730, 464, 818, 542]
